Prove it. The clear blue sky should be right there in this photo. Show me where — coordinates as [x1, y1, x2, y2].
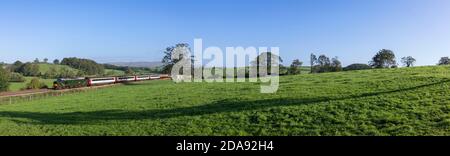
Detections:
[1, 0, 450, 66]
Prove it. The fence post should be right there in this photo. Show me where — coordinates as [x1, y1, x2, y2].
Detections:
[9, 97, 12, 105]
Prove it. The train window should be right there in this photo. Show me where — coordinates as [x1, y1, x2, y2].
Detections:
[92, 78, 115, 81]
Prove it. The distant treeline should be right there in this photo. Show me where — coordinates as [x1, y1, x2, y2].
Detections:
[161, 43, 450, 77]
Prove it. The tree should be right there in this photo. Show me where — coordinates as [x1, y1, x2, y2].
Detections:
[58, 67, 76, 78]
[26, 78, 47, 89]
[310, 53, 317, 73]
[9, 72, 25, 82]
[251, 52, 283, 76]
[34, 58, 40, 63]
[369, 49, 397, 68]
[438, 57, 450, 65]
[343, 63, 371, 71]
[53, 59, 60, 64]
[311, 54, 342, 73]
[331, 57, 342, 72]
[125, 67, 135, 75]
[0, 65, 10, 92]
[317, 55, 331, 66]
[17, 63, 40, 76]
[288, 59, 303, 75]
[401, 56, 416, 67]
[43, 66, 58, 79]
[8, 60, 23, 72]
[61, 57, 104, 75]
[312, 55, 331, 73]
[43, 58, 49, 63]
[161, 43, 191, 74]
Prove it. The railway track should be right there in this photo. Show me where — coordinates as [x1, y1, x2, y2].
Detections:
[0, 89, 51, 98]
[0, 75, 171, 99]
[1, 82, 125, 98]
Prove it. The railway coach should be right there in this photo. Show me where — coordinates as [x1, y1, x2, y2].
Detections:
[116, 76, 136, 82]
[53, 74, 170, 90]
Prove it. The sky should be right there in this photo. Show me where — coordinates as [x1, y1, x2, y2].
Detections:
[1, 0, 450, 66]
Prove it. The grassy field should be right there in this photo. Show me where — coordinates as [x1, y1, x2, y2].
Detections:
[9, 77, 55, 91]
[39, 63, 125, 76]
[37, 63, 80, 74]
[0, 66, 449, 136]
[105, 69, 125, 76]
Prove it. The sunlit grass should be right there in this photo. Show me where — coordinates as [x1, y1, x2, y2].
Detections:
[0, 66, 449, 136]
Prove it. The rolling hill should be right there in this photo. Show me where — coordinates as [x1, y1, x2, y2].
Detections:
[37, 63, 80, 74]
[107, 61, 163, 68]
[0, 65, 449, 136]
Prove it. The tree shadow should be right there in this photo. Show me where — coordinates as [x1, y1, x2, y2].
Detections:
[122, 82, 148, 86]
[0, 79, 448, 125]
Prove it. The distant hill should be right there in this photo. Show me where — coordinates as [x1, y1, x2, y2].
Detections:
[107, 61, 163, 68]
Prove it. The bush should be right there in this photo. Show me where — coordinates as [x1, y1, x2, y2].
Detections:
[9, 72, 26, 82]
[0, 66, 10, 92]
[343, 63, 371, 71]
[17, 63, 40, 76]
[25, 78, 48, 90]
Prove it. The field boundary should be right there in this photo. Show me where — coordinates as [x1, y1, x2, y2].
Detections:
[0, 83, 119, 105]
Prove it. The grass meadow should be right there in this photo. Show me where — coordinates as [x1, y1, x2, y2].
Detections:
[0, 66, 449, 136]
[9, 77, 55, 91]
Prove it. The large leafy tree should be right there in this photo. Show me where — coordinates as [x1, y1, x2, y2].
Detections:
[369, 49, 397, 68]
[312, 55, 342, 73]
[288, 59, 303, 75]
[53, 59, 60, 64]
[60, 57, 104, 76]
[251, 52, 283, 76]
[161, 43, 191, 74]
[401, 56, 416, 67]
[331, 57, 342, 72]
[17, 63, 40, 76]
[438, 57, 450, 65]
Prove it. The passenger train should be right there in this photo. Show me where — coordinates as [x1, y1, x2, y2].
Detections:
[53, 74, 171, 90]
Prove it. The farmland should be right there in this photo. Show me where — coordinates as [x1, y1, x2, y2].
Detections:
[9, 77, 54, 91]
[0, 66, 449, 136]
[37, 63, 80, 74]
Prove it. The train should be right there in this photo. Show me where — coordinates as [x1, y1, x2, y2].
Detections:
[53, 74, 171, 90]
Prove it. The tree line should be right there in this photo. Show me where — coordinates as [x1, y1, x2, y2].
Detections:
[161, 44, 450, 77]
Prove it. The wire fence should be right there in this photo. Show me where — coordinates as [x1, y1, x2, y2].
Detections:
[0, 85, 114, 105]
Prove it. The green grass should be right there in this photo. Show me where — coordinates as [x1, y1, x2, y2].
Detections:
[9, 77, 55, 91]
[37, 63, 80, 74]
[0, 66, 449, 136]
[105, 69, 125, 76]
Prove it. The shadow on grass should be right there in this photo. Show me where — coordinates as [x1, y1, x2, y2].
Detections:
[0, 79, 448, 125]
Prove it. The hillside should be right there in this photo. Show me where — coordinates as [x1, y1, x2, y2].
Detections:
[0, 66, 449, 136]
[37, 63, 80, 74]
[38, 63, 124, 76]
[107, 61, 163, 68]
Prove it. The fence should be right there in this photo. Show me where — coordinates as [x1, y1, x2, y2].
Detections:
[0, 85, 115, 105]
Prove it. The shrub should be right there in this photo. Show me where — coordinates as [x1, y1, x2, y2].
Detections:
[343, 63, 371, 71]
[25, 78, 48, 90]
[9, 72, 26, 82]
